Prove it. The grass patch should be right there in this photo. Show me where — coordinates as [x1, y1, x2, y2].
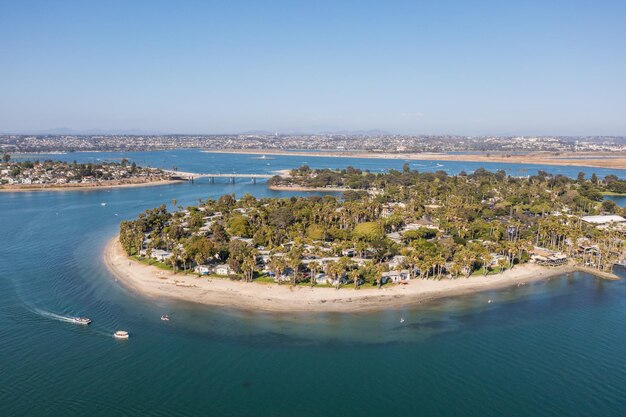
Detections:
[254, 275, 276, 284]
[131, 255, 173, 271]
[470, 267, 501, 276]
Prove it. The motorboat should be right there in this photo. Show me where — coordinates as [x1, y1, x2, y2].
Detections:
[400, 318, 405, 323]
[71, 317, 92, 325]
[113, 330, 129, 339]
[161, 314, 170, 321]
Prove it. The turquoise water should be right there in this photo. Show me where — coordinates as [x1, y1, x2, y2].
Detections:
[2, 151, 626, 416]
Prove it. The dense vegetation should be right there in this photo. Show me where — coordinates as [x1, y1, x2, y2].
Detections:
[120, 167, 626, 288]
[0, 156, 167, 184]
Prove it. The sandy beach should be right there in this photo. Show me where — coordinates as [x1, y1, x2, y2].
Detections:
[104, 237, 583, 313]
[268, 185, 351, 192]
[202, 149, 626, 170]
[0, 178, 185, 192]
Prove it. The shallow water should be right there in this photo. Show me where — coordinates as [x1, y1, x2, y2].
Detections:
[2, 151, 626, 416]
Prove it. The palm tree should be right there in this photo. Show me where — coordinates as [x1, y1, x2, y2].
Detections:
[375, 263, 388, 289]
[170, 246, 180, 273]
[287, 245, 303, 286]
[324, 260, 340, 289]
[497, 257, 508, 274]
[308, 261, 321, 287]
[242, 257, 256, 282]
[350, 268, 361, 290]
[268, 255, 286, 285]
[181, 248, 190, 273]
[481, 250, 493, 276]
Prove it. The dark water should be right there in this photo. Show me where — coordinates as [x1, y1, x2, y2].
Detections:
[2, 151, 626, 416]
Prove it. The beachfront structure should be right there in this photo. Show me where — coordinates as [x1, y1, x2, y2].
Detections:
[530, 247, 568, 267]
[194, 265, 211, 275]
[382, 270, 410, 284]
[314, 273, 330, 285]
[151, 249, 172, 262]
[214, 264, 235, 276]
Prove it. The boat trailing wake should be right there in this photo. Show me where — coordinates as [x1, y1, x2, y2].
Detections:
[31, 308, 115, 337]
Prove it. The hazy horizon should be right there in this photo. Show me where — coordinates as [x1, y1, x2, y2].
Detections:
[1, 1, 625, 136]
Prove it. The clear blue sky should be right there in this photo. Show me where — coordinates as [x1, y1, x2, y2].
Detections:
[1, 0, 625, 135]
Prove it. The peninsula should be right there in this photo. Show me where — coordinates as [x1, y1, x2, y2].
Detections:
[106, 166, 624, 311]
[0, 155, 182, 191]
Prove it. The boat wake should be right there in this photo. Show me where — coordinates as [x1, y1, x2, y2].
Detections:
[32, 308, 79, 324]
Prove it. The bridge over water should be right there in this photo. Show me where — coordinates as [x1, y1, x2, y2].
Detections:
[166, 170, 275, 183]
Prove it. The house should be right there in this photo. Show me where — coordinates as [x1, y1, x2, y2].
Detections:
[151, 249, 172, 262]
[314, 273, 329, 285]
[341, 248, 356, 257]
[388, 255, 405, 269]
[489, 254, 508, 266]
[194, 265, 212, 275]
[381, 202, 406, 217]
[214, 264, 235, 275]
[382, 270, 410, 284]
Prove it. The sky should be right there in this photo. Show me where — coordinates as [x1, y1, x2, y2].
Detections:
[0, 0, 625, 136]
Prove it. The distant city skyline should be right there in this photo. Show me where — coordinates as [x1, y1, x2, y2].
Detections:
[1, 0, 625, 136]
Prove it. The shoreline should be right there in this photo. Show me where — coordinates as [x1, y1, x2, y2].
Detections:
[103, 236, 598, 313]
[201, 149, 626, 170]
[0, 178, 185, 192]
[268, 184, 350, 192]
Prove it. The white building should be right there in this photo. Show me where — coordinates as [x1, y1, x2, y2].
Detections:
[214, 264, 234, 275]
[581, 215, 626, 225]
[194, 265, 211, 275]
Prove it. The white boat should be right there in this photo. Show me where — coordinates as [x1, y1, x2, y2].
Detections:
[113, 330, 129, 339]
[400, 318, 405, 323]
[71, 317, 91, 325]
[161, 314, 170, 321]
[101, 203, 107, 206]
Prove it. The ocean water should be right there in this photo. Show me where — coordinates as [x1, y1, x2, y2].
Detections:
[2, 151, 626, 416]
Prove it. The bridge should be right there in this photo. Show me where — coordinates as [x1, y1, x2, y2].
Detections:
[166, 170, 275, 184]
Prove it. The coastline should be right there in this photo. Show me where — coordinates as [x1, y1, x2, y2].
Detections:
[104, 236, 587, 313]
[0, 178, 185, 192]
[201, 149, 626, 170]
[268, 184, 351, 192]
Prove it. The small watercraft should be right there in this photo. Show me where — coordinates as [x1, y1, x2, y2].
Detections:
[101, 203, 107, 206]
[71, 317, 92, 325]
[161, 314, 170, 321]
[113, 330, 129, 339]
[488, 299, 492, 304]
[400, 318, 405, 323]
